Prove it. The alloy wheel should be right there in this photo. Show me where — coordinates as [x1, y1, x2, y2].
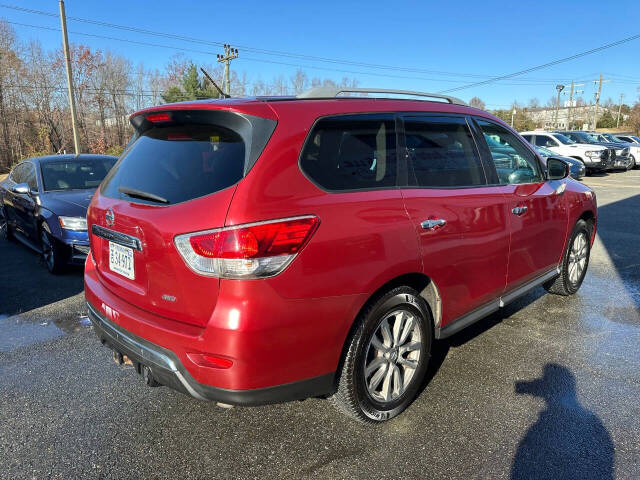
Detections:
[568, 232, 588, 286]
[364, 309, 422, 403]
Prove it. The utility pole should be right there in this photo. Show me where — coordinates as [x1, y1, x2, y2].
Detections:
[566, 81, 585, 130]
[616, 93, 624, 128]
[554, 84, 565, 128]
[217, 44, 239, 96]
[591, 74, 609, 130]
[566, 81, 574, 129]
[59, 0, 80, 155]
[511, 107, 516, 128]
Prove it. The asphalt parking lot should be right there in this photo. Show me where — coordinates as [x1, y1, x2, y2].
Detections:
[1, 171, 639, 479]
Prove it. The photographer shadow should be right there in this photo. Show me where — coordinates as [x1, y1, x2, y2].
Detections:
[511, 363, 614, 480]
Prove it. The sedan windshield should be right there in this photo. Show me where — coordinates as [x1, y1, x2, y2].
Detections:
[42, 158, 117, 191]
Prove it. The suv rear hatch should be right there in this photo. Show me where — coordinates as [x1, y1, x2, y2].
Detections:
[88, 107, 276, 327]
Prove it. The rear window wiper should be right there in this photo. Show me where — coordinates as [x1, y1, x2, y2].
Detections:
[118, 186, 169, 204]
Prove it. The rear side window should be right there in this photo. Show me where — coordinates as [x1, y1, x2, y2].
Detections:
[404, 115, 486, 187]
[300, 115, 397, 191]
[102, 124, 245, 205]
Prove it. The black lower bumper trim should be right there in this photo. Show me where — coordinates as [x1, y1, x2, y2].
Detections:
[86, 301, 335, 406]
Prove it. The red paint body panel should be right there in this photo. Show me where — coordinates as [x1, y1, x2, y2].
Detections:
[400, 186, 511, 325]
[85, 97, 598, 398]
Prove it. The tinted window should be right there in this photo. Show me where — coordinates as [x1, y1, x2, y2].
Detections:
[102, 124, 245, 204]
[534, 135, 557, 147]
[24, 163, 37, 190]
[404, 116, 485, 187]
[42, 158, 117, 191]
[477, 120, 543, 185]
[521, 134, 533, 143]
[300, 115, 397, 191]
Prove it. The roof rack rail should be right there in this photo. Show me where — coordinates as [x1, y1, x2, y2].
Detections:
[296, 87, 467, 106]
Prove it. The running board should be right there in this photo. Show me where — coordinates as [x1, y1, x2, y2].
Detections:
[436, 267, 560, 339]
[13, 231, 43, 254]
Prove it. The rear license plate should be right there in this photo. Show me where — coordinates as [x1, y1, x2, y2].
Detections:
[109, 242, 135, 280]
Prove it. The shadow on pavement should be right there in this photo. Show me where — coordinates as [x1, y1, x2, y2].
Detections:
[0, 238, 84, 315]
[511, 364, 614, 480]
[596, 193, 640, 311]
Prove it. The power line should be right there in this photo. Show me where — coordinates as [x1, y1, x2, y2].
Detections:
[10, 20, 633, 91]
[440, 33, 640, 93]
[0, 3, 504, 79]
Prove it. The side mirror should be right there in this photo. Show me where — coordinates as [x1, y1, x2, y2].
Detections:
[11, 183, 30, 195]
[547, 158, 570, 180]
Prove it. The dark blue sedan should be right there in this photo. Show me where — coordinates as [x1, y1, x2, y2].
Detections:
[0, 154, 117, 273]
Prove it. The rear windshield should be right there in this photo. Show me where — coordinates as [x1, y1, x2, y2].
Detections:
[101, 124, 245, 205]
[42, 158, 117, 191]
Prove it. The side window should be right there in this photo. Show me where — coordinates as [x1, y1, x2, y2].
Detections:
[476, 120, 543, 185]
[403, 115, 486, 187]
[534, 135, 556, 148]
[299, 115, 397, 191]
[24, 164, 37, 191]
[10, 164, 26, 184]
[521, 134, 533, 143]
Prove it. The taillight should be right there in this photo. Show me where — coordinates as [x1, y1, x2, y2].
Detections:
[174, 215, 319, 279]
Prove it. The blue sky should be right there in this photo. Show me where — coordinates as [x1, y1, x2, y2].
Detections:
[2, 0, 640, 108]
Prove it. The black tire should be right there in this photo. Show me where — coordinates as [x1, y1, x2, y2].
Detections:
[329, 286, 432, 423]
[40, 223, 67, 274]
[543, 219, 591, 296]
[631, 155, 637, 170]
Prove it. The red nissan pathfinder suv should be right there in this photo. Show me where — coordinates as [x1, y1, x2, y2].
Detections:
[85, 87, 597, 423]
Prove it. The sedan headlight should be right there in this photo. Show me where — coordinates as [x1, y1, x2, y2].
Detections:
[585, 151, 602, 158]
[58, 216, 88, 231]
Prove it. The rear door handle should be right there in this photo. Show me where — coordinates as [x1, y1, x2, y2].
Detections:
[421, 219, 446, 230]
[511, 206, 528, 216]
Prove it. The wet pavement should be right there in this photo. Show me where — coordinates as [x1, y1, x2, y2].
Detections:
[1, 170, 639, 479]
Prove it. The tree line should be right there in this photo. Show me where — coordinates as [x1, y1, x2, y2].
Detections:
[0, 20, 358, 173]
[2, 18, 639, 173]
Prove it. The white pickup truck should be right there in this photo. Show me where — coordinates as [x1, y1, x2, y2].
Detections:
[520, 131, 609, 174]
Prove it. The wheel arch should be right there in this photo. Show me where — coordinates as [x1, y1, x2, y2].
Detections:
[332, 272, 442, 388]
[578, 209, 596, 239]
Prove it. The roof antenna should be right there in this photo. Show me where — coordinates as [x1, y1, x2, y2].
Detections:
[200, 67, 229, 99]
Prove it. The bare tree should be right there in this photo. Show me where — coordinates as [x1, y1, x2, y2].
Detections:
[290, 68, 308, 95]
[469, 96, 485, 110]
[528, 98, 540, 109]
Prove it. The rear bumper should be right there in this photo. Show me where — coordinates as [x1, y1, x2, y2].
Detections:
[87, 301, 334, 405]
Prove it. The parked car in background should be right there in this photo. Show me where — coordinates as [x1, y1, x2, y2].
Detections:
[594, 132, 640, 169]
[0, 154, 117, 273]
[555, 131, 633, 170]
[520, 131, 608, 174]
[85, 87, 597, 423]
[615, 135, 640, 145]
[534, 146, 585, 180]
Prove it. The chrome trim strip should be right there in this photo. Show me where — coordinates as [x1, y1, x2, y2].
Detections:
[91, 224, 142, 251]
[436, 267, 561, 339]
